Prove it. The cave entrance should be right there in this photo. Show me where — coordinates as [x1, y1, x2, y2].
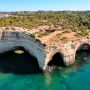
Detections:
[0, 46, 42, 74]
[48, 52, 65, 67]
[75, 43, 90, 62]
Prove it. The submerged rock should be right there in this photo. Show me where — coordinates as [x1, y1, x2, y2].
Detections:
[46, 65, 56, 72]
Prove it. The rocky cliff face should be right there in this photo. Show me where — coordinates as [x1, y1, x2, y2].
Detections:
[0, 27, 90, 70]
[0, 27, 47, 69]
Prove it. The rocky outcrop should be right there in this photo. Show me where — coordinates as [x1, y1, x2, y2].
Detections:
[44, 38, 90, 69]
[0, 27, 47, 69]
[0, 27, 90, 70]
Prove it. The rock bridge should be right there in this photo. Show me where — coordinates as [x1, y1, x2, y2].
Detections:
[0, 27, 90, 70]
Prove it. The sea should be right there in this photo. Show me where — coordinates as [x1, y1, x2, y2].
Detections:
[0, 51, 90, 90]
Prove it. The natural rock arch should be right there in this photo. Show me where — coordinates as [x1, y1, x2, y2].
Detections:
[47, 52, 65, 67]
[45, 49, 65, 68]
[0, 46, 42, 74]
[0, 27, 47, 70]
[1, 27, 90, 71]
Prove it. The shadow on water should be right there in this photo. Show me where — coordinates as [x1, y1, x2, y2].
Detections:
[0, 47, 42, 75]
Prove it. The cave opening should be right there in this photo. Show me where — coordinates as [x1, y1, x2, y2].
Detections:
[0, 46, 42, 75]
[48, 52, 65, 67]
[75, 43, 90, 62]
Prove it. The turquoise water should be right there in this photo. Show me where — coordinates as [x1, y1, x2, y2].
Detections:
[0, 52, 90, 90]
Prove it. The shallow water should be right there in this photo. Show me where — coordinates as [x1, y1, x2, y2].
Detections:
[0, 53, 90, 90]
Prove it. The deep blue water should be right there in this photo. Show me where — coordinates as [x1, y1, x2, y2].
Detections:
[0, 52, 90, 90]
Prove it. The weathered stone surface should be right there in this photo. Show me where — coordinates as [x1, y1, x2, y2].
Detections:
[0, 27, 90, 70]
[0, 27, 47, 70]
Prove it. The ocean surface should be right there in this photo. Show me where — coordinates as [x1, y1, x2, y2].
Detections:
[0, 51, 90, 90]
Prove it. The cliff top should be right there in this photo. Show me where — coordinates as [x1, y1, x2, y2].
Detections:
[0, 27, 90, 47]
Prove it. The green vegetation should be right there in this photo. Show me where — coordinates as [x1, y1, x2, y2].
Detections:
[56, 33, 62, 39]
[60, 36, 67, 41]
[37, 31, 53, 37]
[0, 11, 90, 34]
[56, 33, 68, 41]
[14, 50, 24, 54]
[75, 29, 89, 37]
